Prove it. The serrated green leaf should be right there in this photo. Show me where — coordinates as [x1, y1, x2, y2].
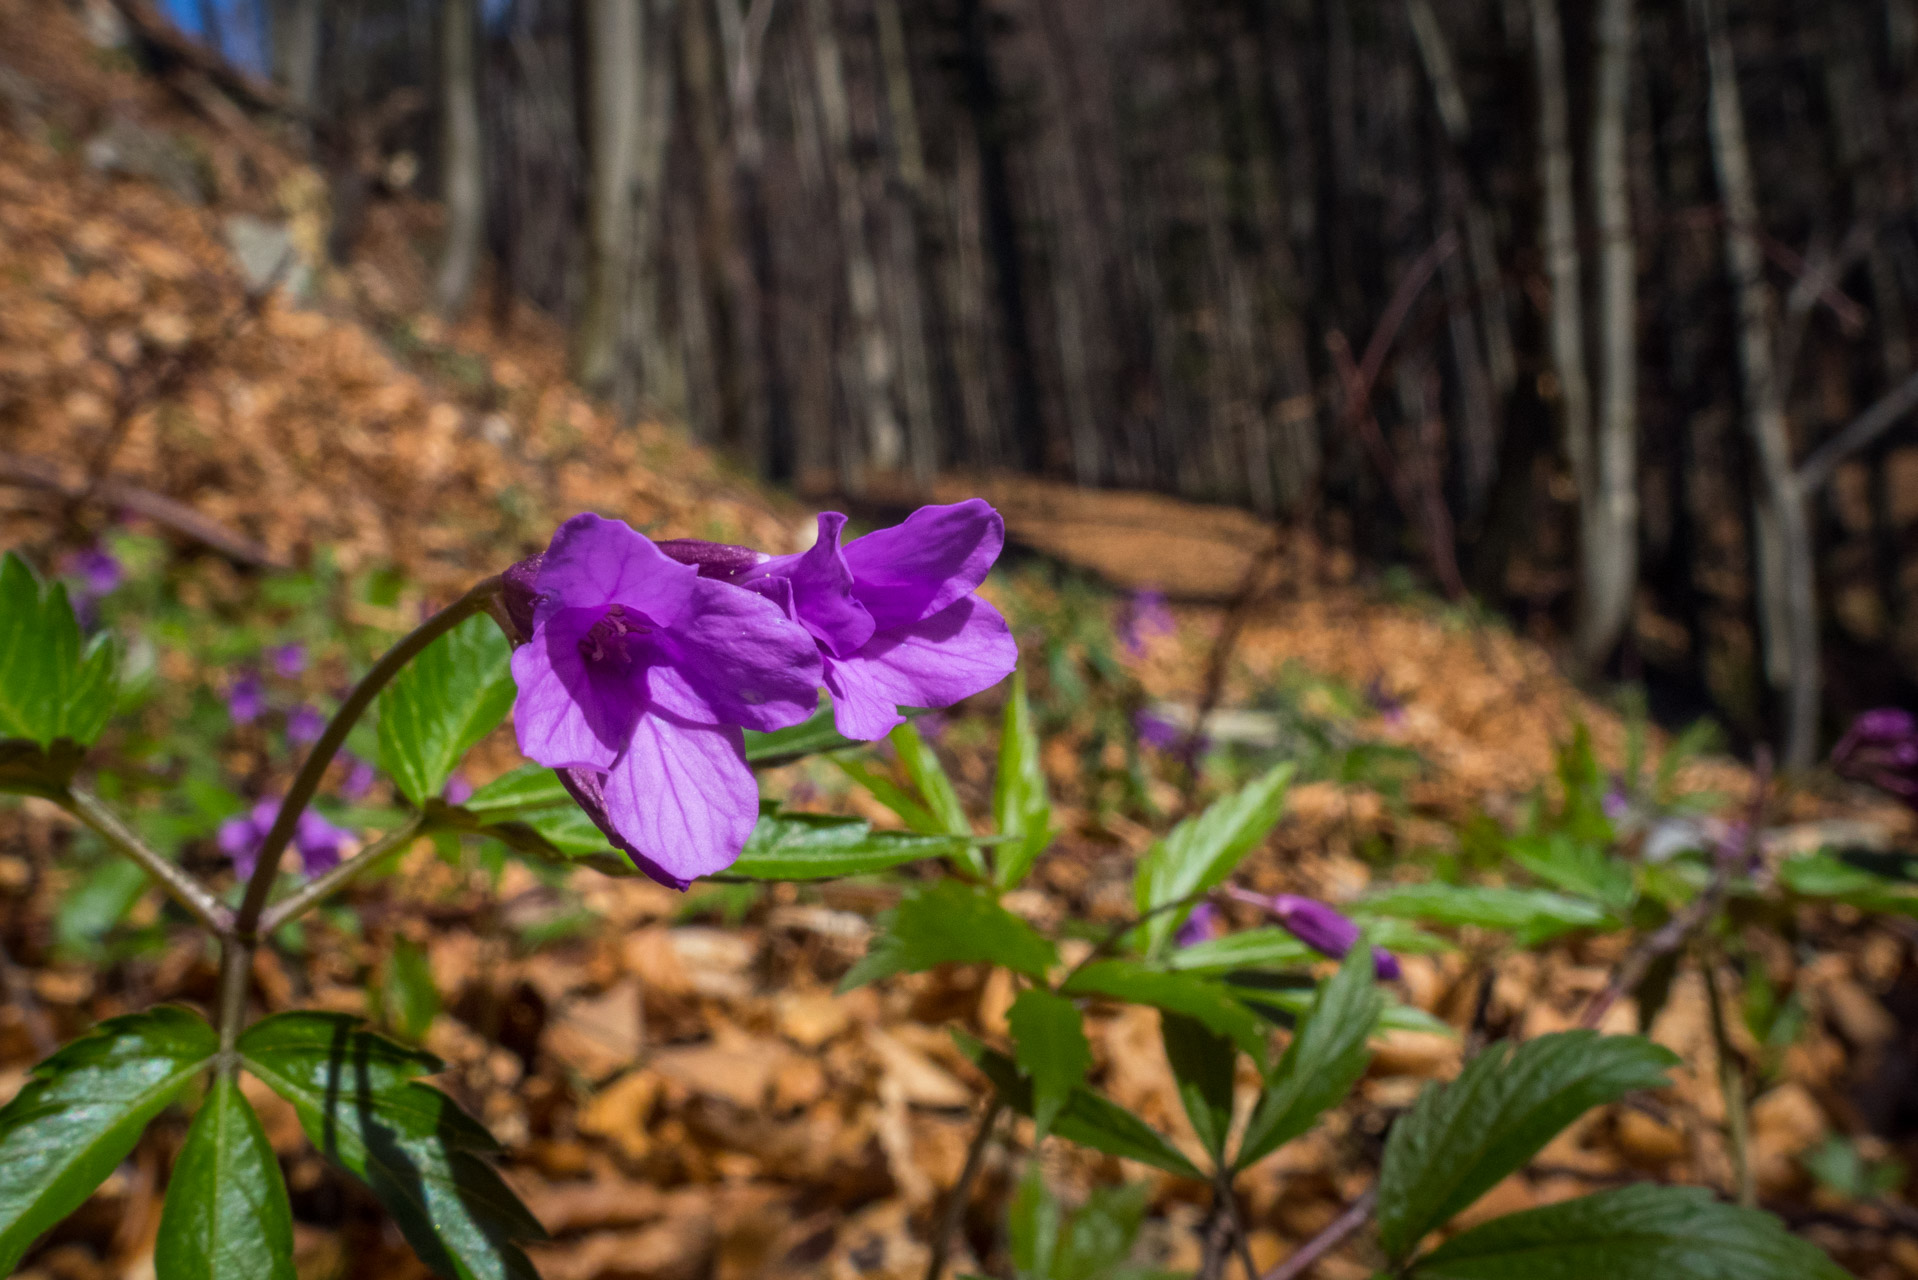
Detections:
[0, 551, 118, 750]
[1360, 883, 1611, 945]
[378, 614, 515, 807]
[730, 810, 976, 880]
[0, 1007, 216, 1274]
[1408, 1184, 1852, 1279]
[1135, 764, 1294, 955]
[743, 701, 861, 764]
[1161, 1012, 1236, 1162]
[239, 1013, 544, 1280]
[1780, 853, 1918, 917]
[959, 1038, 1201, 1178]
[1506, 833, 1636, 913]
[993, 670, 1051, 889]
[861, 881, 1057, 981]
[154, 1075, 297, 1280]
[1063, 960, 1266, 1065]
[1377, 1031, 1679, 1263]
[1009, 1163, 1061, 1278]
[1056, 1181, 1151, 1280]
[1010, 988, 1092, 1141]
[1163, 927, 1317, 973]
[462, 766, 570, 816]
[1235, 943, 1381, 1169]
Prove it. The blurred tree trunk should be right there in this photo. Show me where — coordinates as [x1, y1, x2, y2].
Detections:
[270, 0, 322, 113]
[1583, 0, 1640, 668]
[574, 0, 644, 395]
[1697, 0, 1819, 766]
[434, 0, 485, 320]
[873, 0, 939, 484]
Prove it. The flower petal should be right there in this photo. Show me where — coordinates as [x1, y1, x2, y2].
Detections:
[648, 578, 823, 731]
[840, 500, 1004, 630]
[823, 659, 907, 740]
[742, 513, 876, 657]
[510, 608, 641, 770]
[827, 595, 1016, 736]
[599, 716, 759, 888]
[533, 513, 698, 629]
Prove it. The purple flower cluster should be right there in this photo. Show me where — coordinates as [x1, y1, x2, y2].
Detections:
[1120, 588, 1176, 657]
[1832, 709, 1918, 810]
[218, 799, 353, 880]
[505, 502, 1016, 887]
[1222, 885, 1402, 980]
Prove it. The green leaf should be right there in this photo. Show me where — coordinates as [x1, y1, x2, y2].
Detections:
[1506, 833, 1636, 913]
[890, 723, 979, 878]
[1235, 942, 1382, 1169]
[1407, 1184, 1852, 1279]
[1063, 960, 1266, 1065]
[836, 758, 942, 833]
[859, 881, 1057, 982]
[993, 670, 1052, 889]
[377, 613, 516, 807]
[1161, 1013, 1236, 1162]
[0, 1007, 217, 1274]
[1009, 1164, 1062, 1279]
[1162, 927, 1316, 974]
[1360, 883, 1611, 945]
[1134, 763, 1294, 955]
[154, 1075, 297, 1280]
[382, 937, 441, 1041]
[1377, 1031, 1679, 1263]
[743, 701, 863, 764]
[959, 1038, 1201, 1178]
[461, 765, 570, 816]
[1009, 988, 1092, 1141]
[0, 551, 118, 751]
[730, 810, 976, 880]
[1056, 1181, 1151, 1280]
[239, 1013, 544, 1280]
[0, 738, 89, 800]
[1780, 852, 1918, 917]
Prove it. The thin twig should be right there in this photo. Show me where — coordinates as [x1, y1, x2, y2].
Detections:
[0, 452, 280, 568]
[1179, 528, 1284, 803]
[1702, 952, 1757, 1207]
[0, 934, 57, 1058]
[258, 814, 427, 935]
[1260, 1186, 1377, 1280]
[63, 786, 232, 934]
[1215, 1167, 1261, 1280]
[1579, 750, 1771, 1030]
[924, 1096, 1004, 1280]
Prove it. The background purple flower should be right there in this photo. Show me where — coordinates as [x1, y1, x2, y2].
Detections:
[1365, 677, 1407, 727]
[1119, 588, 1175, 657]
[1832, 709, 1918, 810]
[270, 642, 307, 677]
[508, 513, 823, 887]
[66, 546, 123, 601]
[1227, 886, 1401, 980]
[1135, 707, 1194, 752]
[286, 704, 325, 745]
[739, 501, 1018, 741]
[340, 755, 378, 801]
[218, 799, 353, 879]
[442, 771, 474, 806]
[1174, 901, 1223, 948]
[226, 674, 264, 725]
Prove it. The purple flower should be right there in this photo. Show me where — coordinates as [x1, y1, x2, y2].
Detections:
[1135, 707, 1189, 751]
[1365, 678, 1406, 727]
[1120, 589, 1175, 657]
[340, 755, 378, 801]
[217, 799, 354, 879]
[1174, 901, 1223, 948]
[66, 546, 124, 600]
[506, 513, 823, 887]
[1227, 886, 1401, 980]
[1832, 709, 1918, 810]
[1602, 777, 1632, 824]
[735, 502, 1018, 741]
[226, 675, 264, 726]
[270, 643, 307, 678]
[442, 771, 474, 806]
[286, 704, 326, 745]
[655, 538, 770, 582]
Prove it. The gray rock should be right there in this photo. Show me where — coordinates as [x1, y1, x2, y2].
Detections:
[223, 215, 313, 300]
[84, 116, 211, 205]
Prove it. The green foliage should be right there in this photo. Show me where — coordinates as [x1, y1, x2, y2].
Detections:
[1780, 852, 1918, 917]
[1009, 988, 1092, 1140]
[1161, 1012, 1236, 1160]
[1406, 1184, 1852, 1279]
[0, 551, 117, 760]
[377, 613, 516, 806]
[1505, 832, 1635, 914]
[890, 721, 971, 836]
[154, 1075, 298, 1280]
[1801, 1135, 1906, 1200]
[994, 670, 1054, 889]
[1360, 883, 1612, 946]
[239, 1013, 545, 1280]
[844, 881, 1057, 989]
[1134, 762, 1294, 955]
[381, 937, 442, 1041]
[1162, 926, 1317, 973]
[1062, 960, 1266, 1062]
[1376, 1031, 1680, 1263]
[1007, 1168, 1161, 1280]
[462, 764, 570, 815]
[1236, 943, 1382, 1169]
[0, 1007, 216, 1274]
[731, 810, 981, 880]
[742, 702, 861, 765]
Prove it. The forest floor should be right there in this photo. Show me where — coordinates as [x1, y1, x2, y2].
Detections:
[5, 2, 1918, 1277]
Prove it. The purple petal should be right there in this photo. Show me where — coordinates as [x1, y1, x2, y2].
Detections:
[1175, 902, 1223, 948]
[646, 578, 824, 732]
[271, 643, 307, 678]
[442, 771, 474, 806]
[741, 513, 876, 658]
[655, 537, 769, 582]
[69, 547, 123, 598]
[823, 595, 1017, 740]
[499, 552, 545, 643]
[599, 716, 759, 888]
[340, 756, 378, 801]
[533, 513, 697, 630]
[287, 704, 326, 745]
[1243, 890, 1401, 981]
[294, 809, 353, 876]
[226, 675, 264, 726]
[840, 500, 1005, 631]
[510, 608, 640, 771]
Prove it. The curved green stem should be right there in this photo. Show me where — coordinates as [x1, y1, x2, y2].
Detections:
[233, 574, 501, 939]
[259, 813, 426, 935]
[63, 786, 232, 934]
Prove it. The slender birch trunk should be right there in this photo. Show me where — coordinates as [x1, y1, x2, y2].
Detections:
[434, 0, 485, 320]
[575, 0, 645, 394]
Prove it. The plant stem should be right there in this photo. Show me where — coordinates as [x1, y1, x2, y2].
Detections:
[1702, 953, 1757, 1207]
[259, 814, 426, 935]
[215, 933, 251, 1063]
[1261, 1186, 1376, 1280]
[234, 574, 501, 939]
[63, 786, 232, 934]
[924, 1096, 1004, 1280]
[1215, 1167, 1260, 1279]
